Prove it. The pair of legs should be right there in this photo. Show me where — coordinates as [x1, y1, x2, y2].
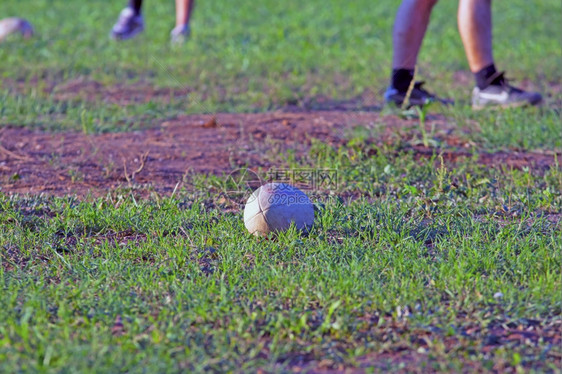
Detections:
[127, 0, 195, 31]
[393, 0, 492, 74]
[111, 0, 195, 43]
[387, 0, 542, 109]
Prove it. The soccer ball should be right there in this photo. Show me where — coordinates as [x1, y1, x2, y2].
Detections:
[0, 18, 34, 42]
[243, 183, 314, 236]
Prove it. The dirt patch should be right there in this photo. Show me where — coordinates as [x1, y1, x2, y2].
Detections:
[0, 111, 559, 197]
[279, 317, 561, 373]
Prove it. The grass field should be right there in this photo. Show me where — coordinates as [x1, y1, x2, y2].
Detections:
[1, 0, 561, 372]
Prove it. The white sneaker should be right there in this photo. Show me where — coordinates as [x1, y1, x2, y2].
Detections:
[170, 24, 191, 45]
[472, 73, 542, 110]
[111, 8, 144, 40]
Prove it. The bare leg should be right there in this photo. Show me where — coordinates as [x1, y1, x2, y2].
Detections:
[392, 0, 439, 70]
[385, 0, 453, 105]
[458, 0, 494, 72]
[175, 0, 195, 28]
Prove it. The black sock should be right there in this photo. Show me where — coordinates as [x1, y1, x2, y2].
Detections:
[391, 69, 415, 93]
[128, 0, 143, 15]
[474, 64, 503, 89]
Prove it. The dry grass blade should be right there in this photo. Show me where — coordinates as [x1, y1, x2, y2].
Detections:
[401, 65, 418, 110]
[123, 151, 150, 183]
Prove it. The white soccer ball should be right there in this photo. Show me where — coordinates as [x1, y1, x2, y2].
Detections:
[243, 183, 314, 236]
[0, 18, 34, 42]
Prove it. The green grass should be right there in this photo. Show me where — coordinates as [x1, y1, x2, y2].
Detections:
[1, 0, 561, 372]
[1, 0, 561, 148]
[1, 145, 561, 372]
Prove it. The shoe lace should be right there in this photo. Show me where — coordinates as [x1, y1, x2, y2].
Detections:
[485, 71, 523, 93]
[413, 81, 435, 97]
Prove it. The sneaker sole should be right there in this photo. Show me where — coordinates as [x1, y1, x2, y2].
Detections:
[472, 97, 542, 111]
[110, 27, 144, 41]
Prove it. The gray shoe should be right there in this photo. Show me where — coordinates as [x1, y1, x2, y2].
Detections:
[384, 81, 453, 108]
[111, 7, 144, 40]
[472, 73, 542, 109]
[170, 24, 190, 45]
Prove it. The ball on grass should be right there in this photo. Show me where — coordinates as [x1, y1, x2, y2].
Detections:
[243, 183, 314, 236]
[0, 18, 34, 42]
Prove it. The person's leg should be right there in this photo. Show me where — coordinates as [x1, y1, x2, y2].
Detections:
[129, 0, 143, 15]
[385, 0, 451, 107]
[458, 0, 493, 73]
[171, 0, 195, 44]
[392, 0, 438, 72]
[458, 0, 499, 90]
[458, 0, 542, 108]
[175, 0, 194, 28]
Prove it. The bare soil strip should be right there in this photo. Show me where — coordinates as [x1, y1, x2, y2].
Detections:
[0, 111, 558, 197]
